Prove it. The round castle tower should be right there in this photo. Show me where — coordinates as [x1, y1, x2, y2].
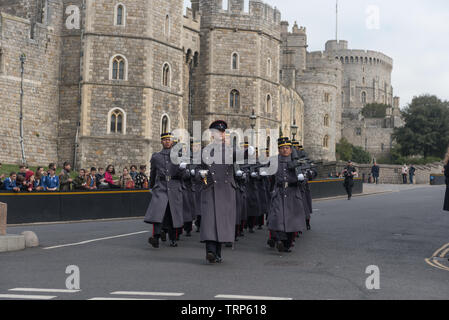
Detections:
[295, 51, 343, 161]
[192, 0, 284, 135]
[324, 40, 394, 117]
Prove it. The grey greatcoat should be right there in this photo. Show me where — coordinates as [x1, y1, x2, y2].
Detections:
[144, 148, 184, 228]
[444, 164, 449, 212]
[182, 175, 196, 223]
[198, 143, 237, 243]
[267, 155, 307, 233]
[246, 170, 261, 217]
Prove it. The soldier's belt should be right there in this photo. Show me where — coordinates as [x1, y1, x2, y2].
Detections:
[277, 182, 299, 189]
[158, 175, 181, 182]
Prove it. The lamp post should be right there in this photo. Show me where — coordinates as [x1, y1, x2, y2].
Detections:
[291, 119, 298, 141]
[250, 109, 257, 146]
[19, 53, 27, 166]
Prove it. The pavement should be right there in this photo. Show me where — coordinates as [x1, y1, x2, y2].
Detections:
[0, 184, 448, 300]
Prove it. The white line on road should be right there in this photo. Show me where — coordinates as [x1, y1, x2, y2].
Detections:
[215, 294, 292, 300]
[42, 231, 149, 250]
[88, 297, 163, 300]
[0, 294, 56, 300]
[111, 291, 184, 297]
[9, 288, 80, 293]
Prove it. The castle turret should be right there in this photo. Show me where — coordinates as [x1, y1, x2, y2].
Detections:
[194, 0, 283, 134]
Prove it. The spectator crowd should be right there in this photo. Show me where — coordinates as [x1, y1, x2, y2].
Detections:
[0, 162, 149, 193]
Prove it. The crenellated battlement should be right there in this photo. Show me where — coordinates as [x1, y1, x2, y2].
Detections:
[197, 0, 281, 39]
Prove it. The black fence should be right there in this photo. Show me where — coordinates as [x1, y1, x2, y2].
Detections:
[1, 179, 362, 224]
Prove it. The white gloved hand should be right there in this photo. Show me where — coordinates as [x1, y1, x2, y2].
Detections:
[251, 172, 258, 178]
[190, 169, 196, 176]
[260, 171, 268, 177]
[242, 173, 247, 179]
[180, 162, 187, 169]
[248, 146, 256, 156]
[298, 173, 305, 181]
[199, 170, 208, 178]
[236, 170, 243, 177]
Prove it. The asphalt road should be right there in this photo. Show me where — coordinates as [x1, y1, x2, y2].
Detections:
[1, 185, 448, 300]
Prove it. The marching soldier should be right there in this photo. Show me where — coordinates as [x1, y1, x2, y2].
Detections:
[292, 141, 317, 230]
[181, 142, 196, 237]
[144, 133, 187, 248]
[343, 160, 358, 200]
[197, 120, 237, 263]
[190, 139, 203, 233]
[267, 137, 307, 253]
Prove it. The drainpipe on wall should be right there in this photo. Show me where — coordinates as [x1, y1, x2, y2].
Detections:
[73, 0, 86, 171]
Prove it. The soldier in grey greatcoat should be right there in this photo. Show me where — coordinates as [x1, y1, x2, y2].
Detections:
[197, 120, 237, 264]
[267, 137, 307, 253]
[144, 133, 187, 248]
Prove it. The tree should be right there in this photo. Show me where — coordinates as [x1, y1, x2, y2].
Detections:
[336, 138, 371, 164]
[393, 95, 449, 158]
[336, 138, 352, 161]
[361, 103, 390, 118]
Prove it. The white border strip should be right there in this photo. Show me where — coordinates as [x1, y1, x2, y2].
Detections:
[9, 288, 80, 293]
[215, 294, 292, 300]
[43, 231, 149, 250]
[0, 294, 56, 300]
[111, 291, 184, 297]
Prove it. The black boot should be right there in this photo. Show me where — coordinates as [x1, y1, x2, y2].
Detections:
[206, 252, 216, 264]
[169, 240, 178, 247]
[148, 237, 159, 249]
[267, 239, 275, 248]
[306, 219, 311, 231]
[276, 241, 284, 253]
[160, 230, 167, 242]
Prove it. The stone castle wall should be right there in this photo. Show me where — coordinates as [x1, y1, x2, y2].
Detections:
[0, 1, 63, 166]
[317, 161, 445, 185]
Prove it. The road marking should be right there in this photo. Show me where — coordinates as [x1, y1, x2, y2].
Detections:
[88, 297, 162, 300]
[42, 231, 149, 250]
[215, 294, 292, 300]
[9, 288, 80, 293]
[0, 294, 56, 300]
[425, 243, 449, 272]
[111, 291, 184, 297]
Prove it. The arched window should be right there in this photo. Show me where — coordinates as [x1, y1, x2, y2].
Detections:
[361, 91, 367, 105]
[266, 94, 272, 113]
[230, 89, 240, 108]
[323, 135, 329, 148]
[162, 63, 171, 87]
[267, 58, 271, 77]
[345, 57, 349, 64]
[362, 77, 365, 85]
[231, 52, 239, 70]
[324, 114, 330, 127]
[340, 57, 344, 64]
[365, 57, 368, 64]
[350, 57, 354, 63]
[165, 15, 170, 38]
[115, 4, 125, 26]
[161, 114, 170, 133]
[108, 108, 126, 134]
[110, 55, 127, 80]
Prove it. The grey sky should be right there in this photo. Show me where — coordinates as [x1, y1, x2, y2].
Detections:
[184, 0, 449, 108]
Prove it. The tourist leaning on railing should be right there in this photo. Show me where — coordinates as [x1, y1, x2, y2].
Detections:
[2, 172, 21, 192]
[104, 165, 120, 189]
[45, 168, 60, 192]
[73, 169, 89, 191]
[86, 168, 98, 190]
[59, 162, 73, 191]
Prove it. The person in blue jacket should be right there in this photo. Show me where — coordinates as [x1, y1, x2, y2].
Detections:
[45, 167, 60, 191]
[2, 172, 21, 192]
